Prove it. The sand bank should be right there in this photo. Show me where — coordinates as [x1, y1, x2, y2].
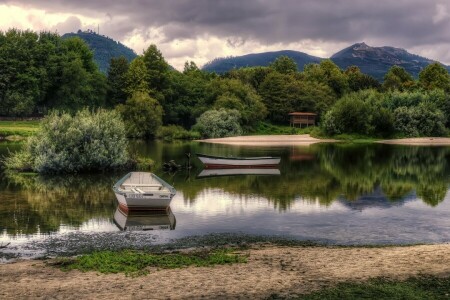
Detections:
[198, 134, 336, 146]
[1, 244, 449, 299]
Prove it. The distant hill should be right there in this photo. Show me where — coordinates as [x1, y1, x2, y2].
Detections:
[202, 43, 450, 81]
[202, 50, 322, 73]
[330, 42, 449, 80]
[62, 30, 137, 73]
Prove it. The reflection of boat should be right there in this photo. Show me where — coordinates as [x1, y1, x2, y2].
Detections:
[113, 172, 176, 210]
[196, 153, 281, 168]
[113, 206, 176, 231]
[197, 168, 280, 178]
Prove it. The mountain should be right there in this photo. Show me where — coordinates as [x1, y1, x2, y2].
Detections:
[202, 50, 322, 73]
[62, 30, 138, 73]
[202, 43, 450, 81]
[331, 42, 448, 80]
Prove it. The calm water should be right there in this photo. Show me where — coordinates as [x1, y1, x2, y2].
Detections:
[1, 141, 450, 246]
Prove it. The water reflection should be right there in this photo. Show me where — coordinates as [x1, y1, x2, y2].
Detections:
[0, 141, 449, 244]
[113, 207, 176, 231]
[197, 168, 281, 178]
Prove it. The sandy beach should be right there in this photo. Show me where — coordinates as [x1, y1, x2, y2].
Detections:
[199, 135, 450, 146]
[198, 134, 337, 146]
[1, 244, 450, 299]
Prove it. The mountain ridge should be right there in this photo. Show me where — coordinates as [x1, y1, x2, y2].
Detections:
[202, 42, 450, 80]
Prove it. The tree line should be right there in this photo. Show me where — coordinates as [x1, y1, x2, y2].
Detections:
[1, 29, 450, 138]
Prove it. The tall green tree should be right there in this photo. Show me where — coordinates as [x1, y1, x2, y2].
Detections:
[418, 63, 450, 92]
[116, 91, 163, 138]
[142, 44, 170, 92]
[125, 57, 150, 95]
[106, 56, 129, 107]
[207, 78, 267, 130]
[345, 66, 381, 92]
[269, 56, 298, 74]
[382, 65, 415, 91]
[303, 60, 349, 97]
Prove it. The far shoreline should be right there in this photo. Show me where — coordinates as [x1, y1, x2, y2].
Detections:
[198, 134, 450, 146]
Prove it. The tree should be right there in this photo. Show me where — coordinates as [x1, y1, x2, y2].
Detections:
[207, 78, 267, 130]
[345, 66, 381, 92]
[382, 65, 415, 91]
[125, 57, 150, 95]
[259, 72, 336, 123]
[116, 91, 163, 138]
[142, 44, 170, 92]
[106, 56, 129, 107]
[269, 56, 298, 74]
[418, 63, 450, 92]
[303, 60, 349, 97]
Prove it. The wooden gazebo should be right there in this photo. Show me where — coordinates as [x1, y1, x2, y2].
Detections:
[288, 112, 317, 128]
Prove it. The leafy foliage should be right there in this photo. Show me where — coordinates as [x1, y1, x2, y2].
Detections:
[5, 109, 129, 173]
[193, 108, 242, 138]
[116, 91, 163, 138]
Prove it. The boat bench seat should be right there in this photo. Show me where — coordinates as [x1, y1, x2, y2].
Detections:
[122, 183, 162, 187]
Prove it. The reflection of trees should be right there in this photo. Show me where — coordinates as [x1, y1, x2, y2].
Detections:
[162, 143, 450, 210]
[0, 172, 117, 235]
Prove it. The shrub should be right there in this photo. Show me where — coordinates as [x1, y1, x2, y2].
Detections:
[394, 103, 447, 137]
[322, 90, 394, 137]
[193, 108, 242, 138]
[156, 125, 200, 141]
[5, 109, 130, 173]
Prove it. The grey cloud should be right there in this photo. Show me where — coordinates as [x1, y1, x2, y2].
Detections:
[52, 16, 82, 34]
[2, 0, 450, 54]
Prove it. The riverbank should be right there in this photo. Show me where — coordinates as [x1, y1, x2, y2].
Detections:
[199, 134, 450, 146]
[198, 134, 337, 146]
[1, 243, 449, 299]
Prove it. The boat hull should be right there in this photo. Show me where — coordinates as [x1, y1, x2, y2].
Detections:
[197, 168, 280, 178]
[197, 154, 281, 168]
[115, 192, 173, 210]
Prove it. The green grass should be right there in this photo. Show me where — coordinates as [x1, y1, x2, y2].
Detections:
[296, 276, 450, 300]
[52, 248, 247, 276]
[0, 120, 40, 137]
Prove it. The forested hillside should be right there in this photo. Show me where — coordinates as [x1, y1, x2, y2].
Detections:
[203, 50, 321, 74]
[62, 30, 137, 73]
[202, 43, 450, 81]
[1, 29, 450, 140]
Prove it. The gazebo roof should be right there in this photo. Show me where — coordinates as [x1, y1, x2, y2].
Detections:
[288, 112, 317, 116]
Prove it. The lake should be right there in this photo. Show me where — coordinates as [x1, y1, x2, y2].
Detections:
[1, 140, 450, 251]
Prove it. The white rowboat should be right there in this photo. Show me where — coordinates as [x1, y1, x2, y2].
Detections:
[113, 172, 176, 210]
[197, 153, 281, 168]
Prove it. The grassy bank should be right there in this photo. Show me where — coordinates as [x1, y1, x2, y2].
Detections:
[0, 120, 40, 138]
[52, 248, 247, 276]
[297, 276, 450, 300]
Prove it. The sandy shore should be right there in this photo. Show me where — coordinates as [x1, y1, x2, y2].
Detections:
[199, 135, 450, 146]
[378, 137, 450, 146]
[198, 134, 336, 146]
[1, 244, 450, 299]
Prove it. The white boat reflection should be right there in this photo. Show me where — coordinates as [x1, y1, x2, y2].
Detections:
[113, 206, 176, 231]
[197, 168, 280, 178]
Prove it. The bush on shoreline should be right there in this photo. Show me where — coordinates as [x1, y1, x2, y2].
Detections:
[4, 109, 130, 173]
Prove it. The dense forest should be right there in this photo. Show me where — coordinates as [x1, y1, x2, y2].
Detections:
[1, 29, 450, 139]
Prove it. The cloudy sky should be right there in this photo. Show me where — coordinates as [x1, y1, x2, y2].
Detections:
[0, 0, 449, 70]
